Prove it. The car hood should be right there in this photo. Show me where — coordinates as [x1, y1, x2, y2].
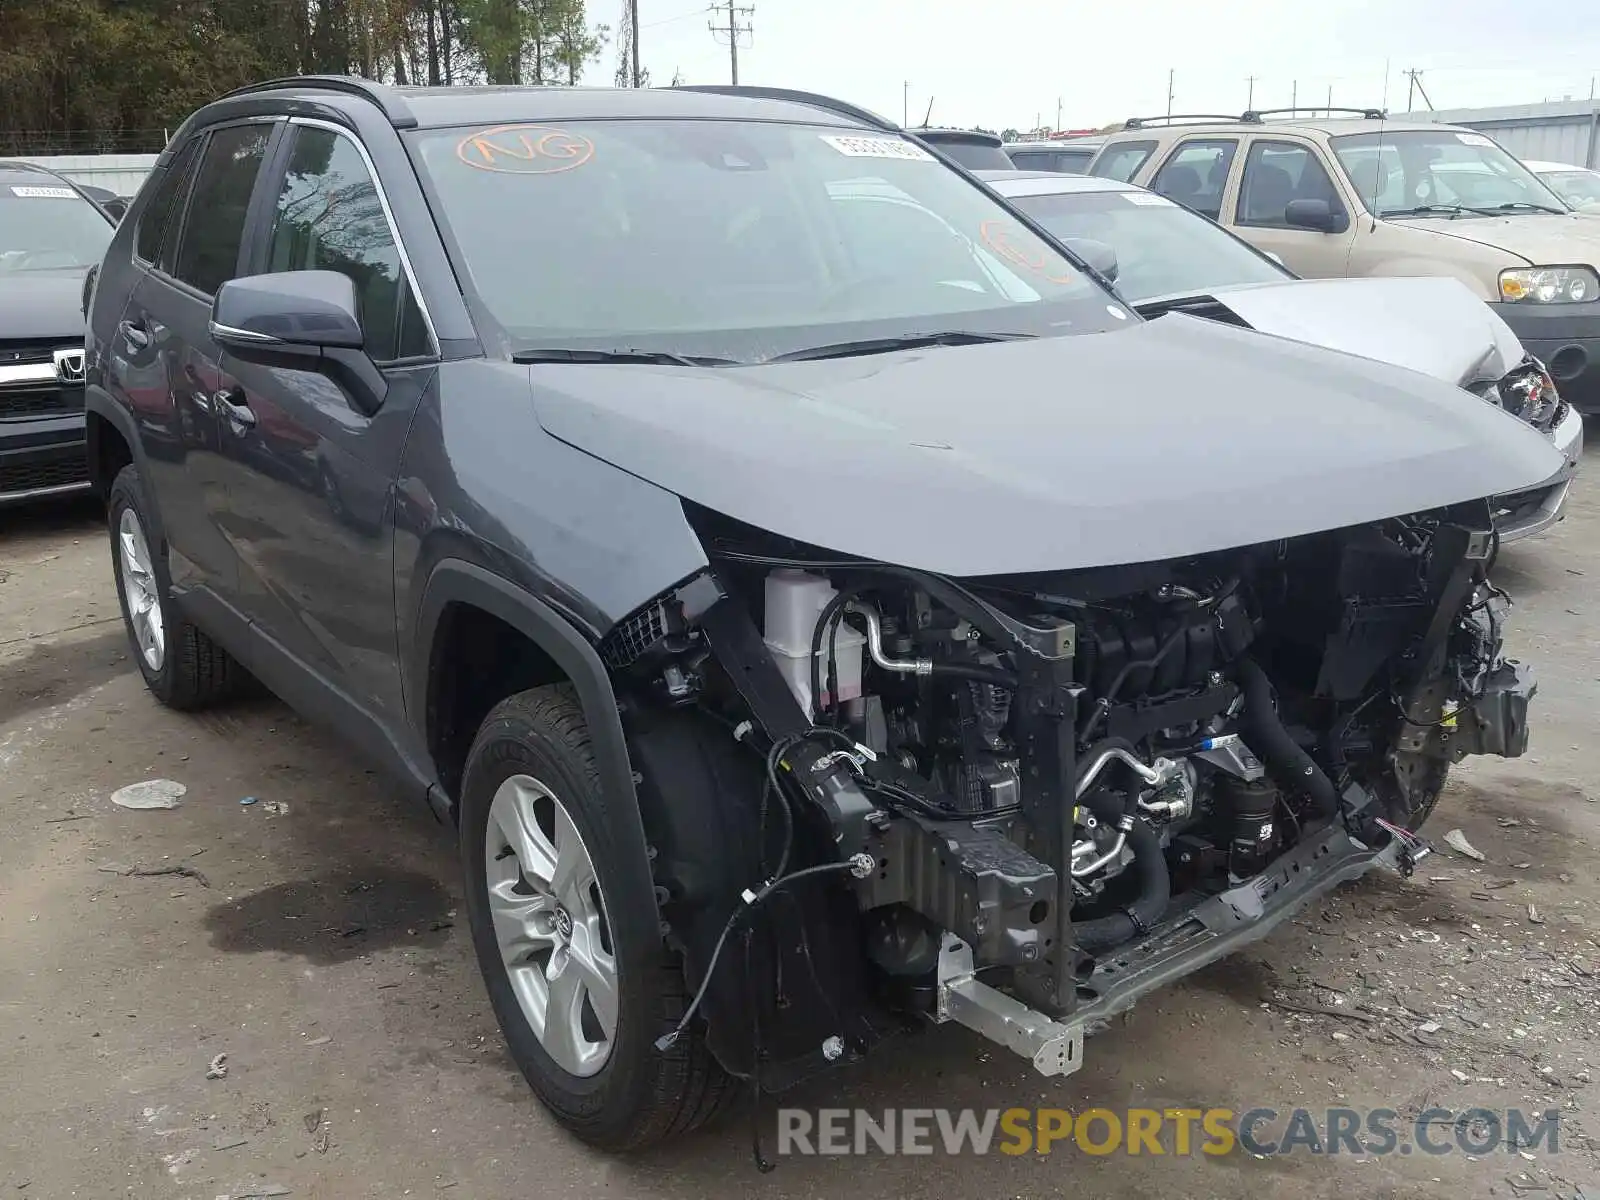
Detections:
[0, 267, 88, 341]
[1144, 275, 1524, 385]
[1393, 210, 1600, 266]
[529, 315, 1564, 576]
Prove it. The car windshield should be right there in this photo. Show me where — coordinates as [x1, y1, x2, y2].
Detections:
[1331, 130, 1569, 216]
[408, 119, 1121, 362]
[0, 182, 113, 271]
[1540, 169, 1600, 210]
[1002, 185, 1289, 302]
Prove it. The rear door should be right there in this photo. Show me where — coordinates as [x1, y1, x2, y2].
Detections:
[1232, 136, 1358, 277]
[115, 123, 276, 600]
[207, 118, 436, 719]
[1147, 138, 1240, 222]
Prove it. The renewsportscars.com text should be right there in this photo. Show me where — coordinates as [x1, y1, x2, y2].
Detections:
[776, 1106, 1562, 1157]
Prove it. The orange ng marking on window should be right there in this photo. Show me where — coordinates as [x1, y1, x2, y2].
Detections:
[455, 125, 596, 175]
[979, 219, 1077, 285]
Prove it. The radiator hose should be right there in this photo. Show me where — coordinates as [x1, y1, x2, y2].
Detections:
[1236, 656, 1340, 822]
[1071, 789, 1170, 955]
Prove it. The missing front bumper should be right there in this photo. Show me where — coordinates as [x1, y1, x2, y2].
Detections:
[932, 817, 1403, 1077]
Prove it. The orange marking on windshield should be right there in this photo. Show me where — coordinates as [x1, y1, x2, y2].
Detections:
[456, 125, 596, 175]
[979, 219, 1077, 285]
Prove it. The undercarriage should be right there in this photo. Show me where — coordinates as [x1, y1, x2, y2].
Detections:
[604, 498, 1535, 1086]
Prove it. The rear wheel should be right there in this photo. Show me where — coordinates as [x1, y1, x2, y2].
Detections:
[107, 465, 244, 710]
[458, 685, 732, 1150]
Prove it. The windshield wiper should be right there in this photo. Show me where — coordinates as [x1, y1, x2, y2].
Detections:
[511, 347, 734, 366]
[765, 330, 1036, 364]
[1382, 202, 1498, 219]
[1492, 200, 1568, 215]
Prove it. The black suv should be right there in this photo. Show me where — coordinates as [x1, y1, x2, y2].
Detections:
[86, 77, 1553, 1154]
[0, 161, 114, 505]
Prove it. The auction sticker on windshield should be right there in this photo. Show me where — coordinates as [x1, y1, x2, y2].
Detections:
[455, 125, 596, 175]
[820, 135, 936, 162]
[11, 185, 76, 198]
[1121, 192, 1173, 205]
[1456, 132, 1494, 147]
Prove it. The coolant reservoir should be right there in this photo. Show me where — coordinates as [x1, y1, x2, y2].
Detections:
[763, 569, 865, 718]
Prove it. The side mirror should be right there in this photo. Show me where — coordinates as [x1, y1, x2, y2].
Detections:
[211, 270, 386, 414]
[211, 270, 365, 353]
[1065, 237, 1119, 283]
[1283, 197, 1348, 234]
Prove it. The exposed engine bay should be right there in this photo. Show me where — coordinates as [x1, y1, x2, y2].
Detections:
[605, 498, 1535, 1088]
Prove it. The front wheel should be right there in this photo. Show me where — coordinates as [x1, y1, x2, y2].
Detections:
[458, 685, 732, 1151]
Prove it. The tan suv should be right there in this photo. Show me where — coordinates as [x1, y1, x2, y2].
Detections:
[1088, 108, 1600, 412]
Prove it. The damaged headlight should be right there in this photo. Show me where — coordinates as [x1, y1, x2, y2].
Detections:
[1498, 265, 1600, 304]
[1495, 358, 1564, 430]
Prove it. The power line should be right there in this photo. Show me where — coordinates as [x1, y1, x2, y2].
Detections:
[708, 1, 753, 86]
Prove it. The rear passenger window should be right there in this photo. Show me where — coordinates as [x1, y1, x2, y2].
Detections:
[1089, 140, 1157, 182]
[264, 126, 430, 362]
[1150, 139, 1238, 220]
[174, 124, 271, 296]
[1237, 140, 1343, 227]
[135, 137, 201, 267]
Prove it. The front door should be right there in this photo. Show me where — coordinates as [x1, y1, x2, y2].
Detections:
[1230, 137, 1359, 278]
[209, 120, 436, 722]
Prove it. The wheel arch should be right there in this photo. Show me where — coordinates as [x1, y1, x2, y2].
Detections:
[413, 561, 647, 855]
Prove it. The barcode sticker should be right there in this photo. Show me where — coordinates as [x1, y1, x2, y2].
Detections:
[820, 135, 936, 162]
[11, 185, 76, 199]
[1122, 191, 1173, 205]
[1455, 132, 1493, 147]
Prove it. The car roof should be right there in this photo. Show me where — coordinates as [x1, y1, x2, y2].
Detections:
[208, 78, 893, 133]
[1109, 117, 1472, 139]
[1003, 138, 1103, 152]
[976, 169, 1133, 197]
[910, 127, 1004, 148]
[0, 159, 80, 187]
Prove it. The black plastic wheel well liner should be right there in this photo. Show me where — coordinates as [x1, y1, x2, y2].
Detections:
[413, 560, 655, 905]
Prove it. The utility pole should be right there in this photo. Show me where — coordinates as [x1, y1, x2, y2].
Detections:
[1291, 79, 1298, 109]
[1246, 75, 1257, 110]
[1166, 68, 1174, 118]
[1403, 68, 1433, 111]
[630, 0, 640, 88]
[903, 80, 910, 126]
[709, 1, 754, 86]
[1326, 83, 1333, 116]
[1056, 97, 1062, 133]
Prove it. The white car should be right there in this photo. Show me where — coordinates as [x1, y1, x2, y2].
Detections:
[1522, 159, 1600, 212]
[981, 168, 1584, 543]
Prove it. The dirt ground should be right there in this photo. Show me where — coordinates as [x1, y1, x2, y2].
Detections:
[1, 457, 1597, 1200]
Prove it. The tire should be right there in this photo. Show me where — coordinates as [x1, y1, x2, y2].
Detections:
[459, 684, 733, 1151]
[107, 464, 243, 710]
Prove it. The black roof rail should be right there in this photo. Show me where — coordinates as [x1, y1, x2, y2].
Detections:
[1244, 106, 1387, 121]
[673, 84, 899, 132]
[220, 75, 417, 128]
[1122, 113, 1261, 130]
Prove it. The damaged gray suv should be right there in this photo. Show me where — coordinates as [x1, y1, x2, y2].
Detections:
[84, 78, 1561, 1152]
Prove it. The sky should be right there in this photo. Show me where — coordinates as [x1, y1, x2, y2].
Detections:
[592, 0, 1600, 132]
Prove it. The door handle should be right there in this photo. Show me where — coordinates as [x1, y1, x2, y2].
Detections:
[118, 319, 149, 349]
[214, 389, 256, 430]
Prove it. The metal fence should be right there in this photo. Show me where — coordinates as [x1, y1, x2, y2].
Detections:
[1400, 100, 1600, 168]
[0, 129, 171, 157]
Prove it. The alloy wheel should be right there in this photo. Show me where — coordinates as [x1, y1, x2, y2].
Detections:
[485, 773, 619, 1077]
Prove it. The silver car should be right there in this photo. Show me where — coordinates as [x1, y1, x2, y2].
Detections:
[982, 168, 1584, 543]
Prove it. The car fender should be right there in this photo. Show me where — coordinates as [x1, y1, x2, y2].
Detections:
[411, 558, 656, 901]
[84, 387, 167, 547]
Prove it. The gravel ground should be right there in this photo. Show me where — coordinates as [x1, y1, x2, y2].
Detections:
[1, 457, 1597, 1199]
